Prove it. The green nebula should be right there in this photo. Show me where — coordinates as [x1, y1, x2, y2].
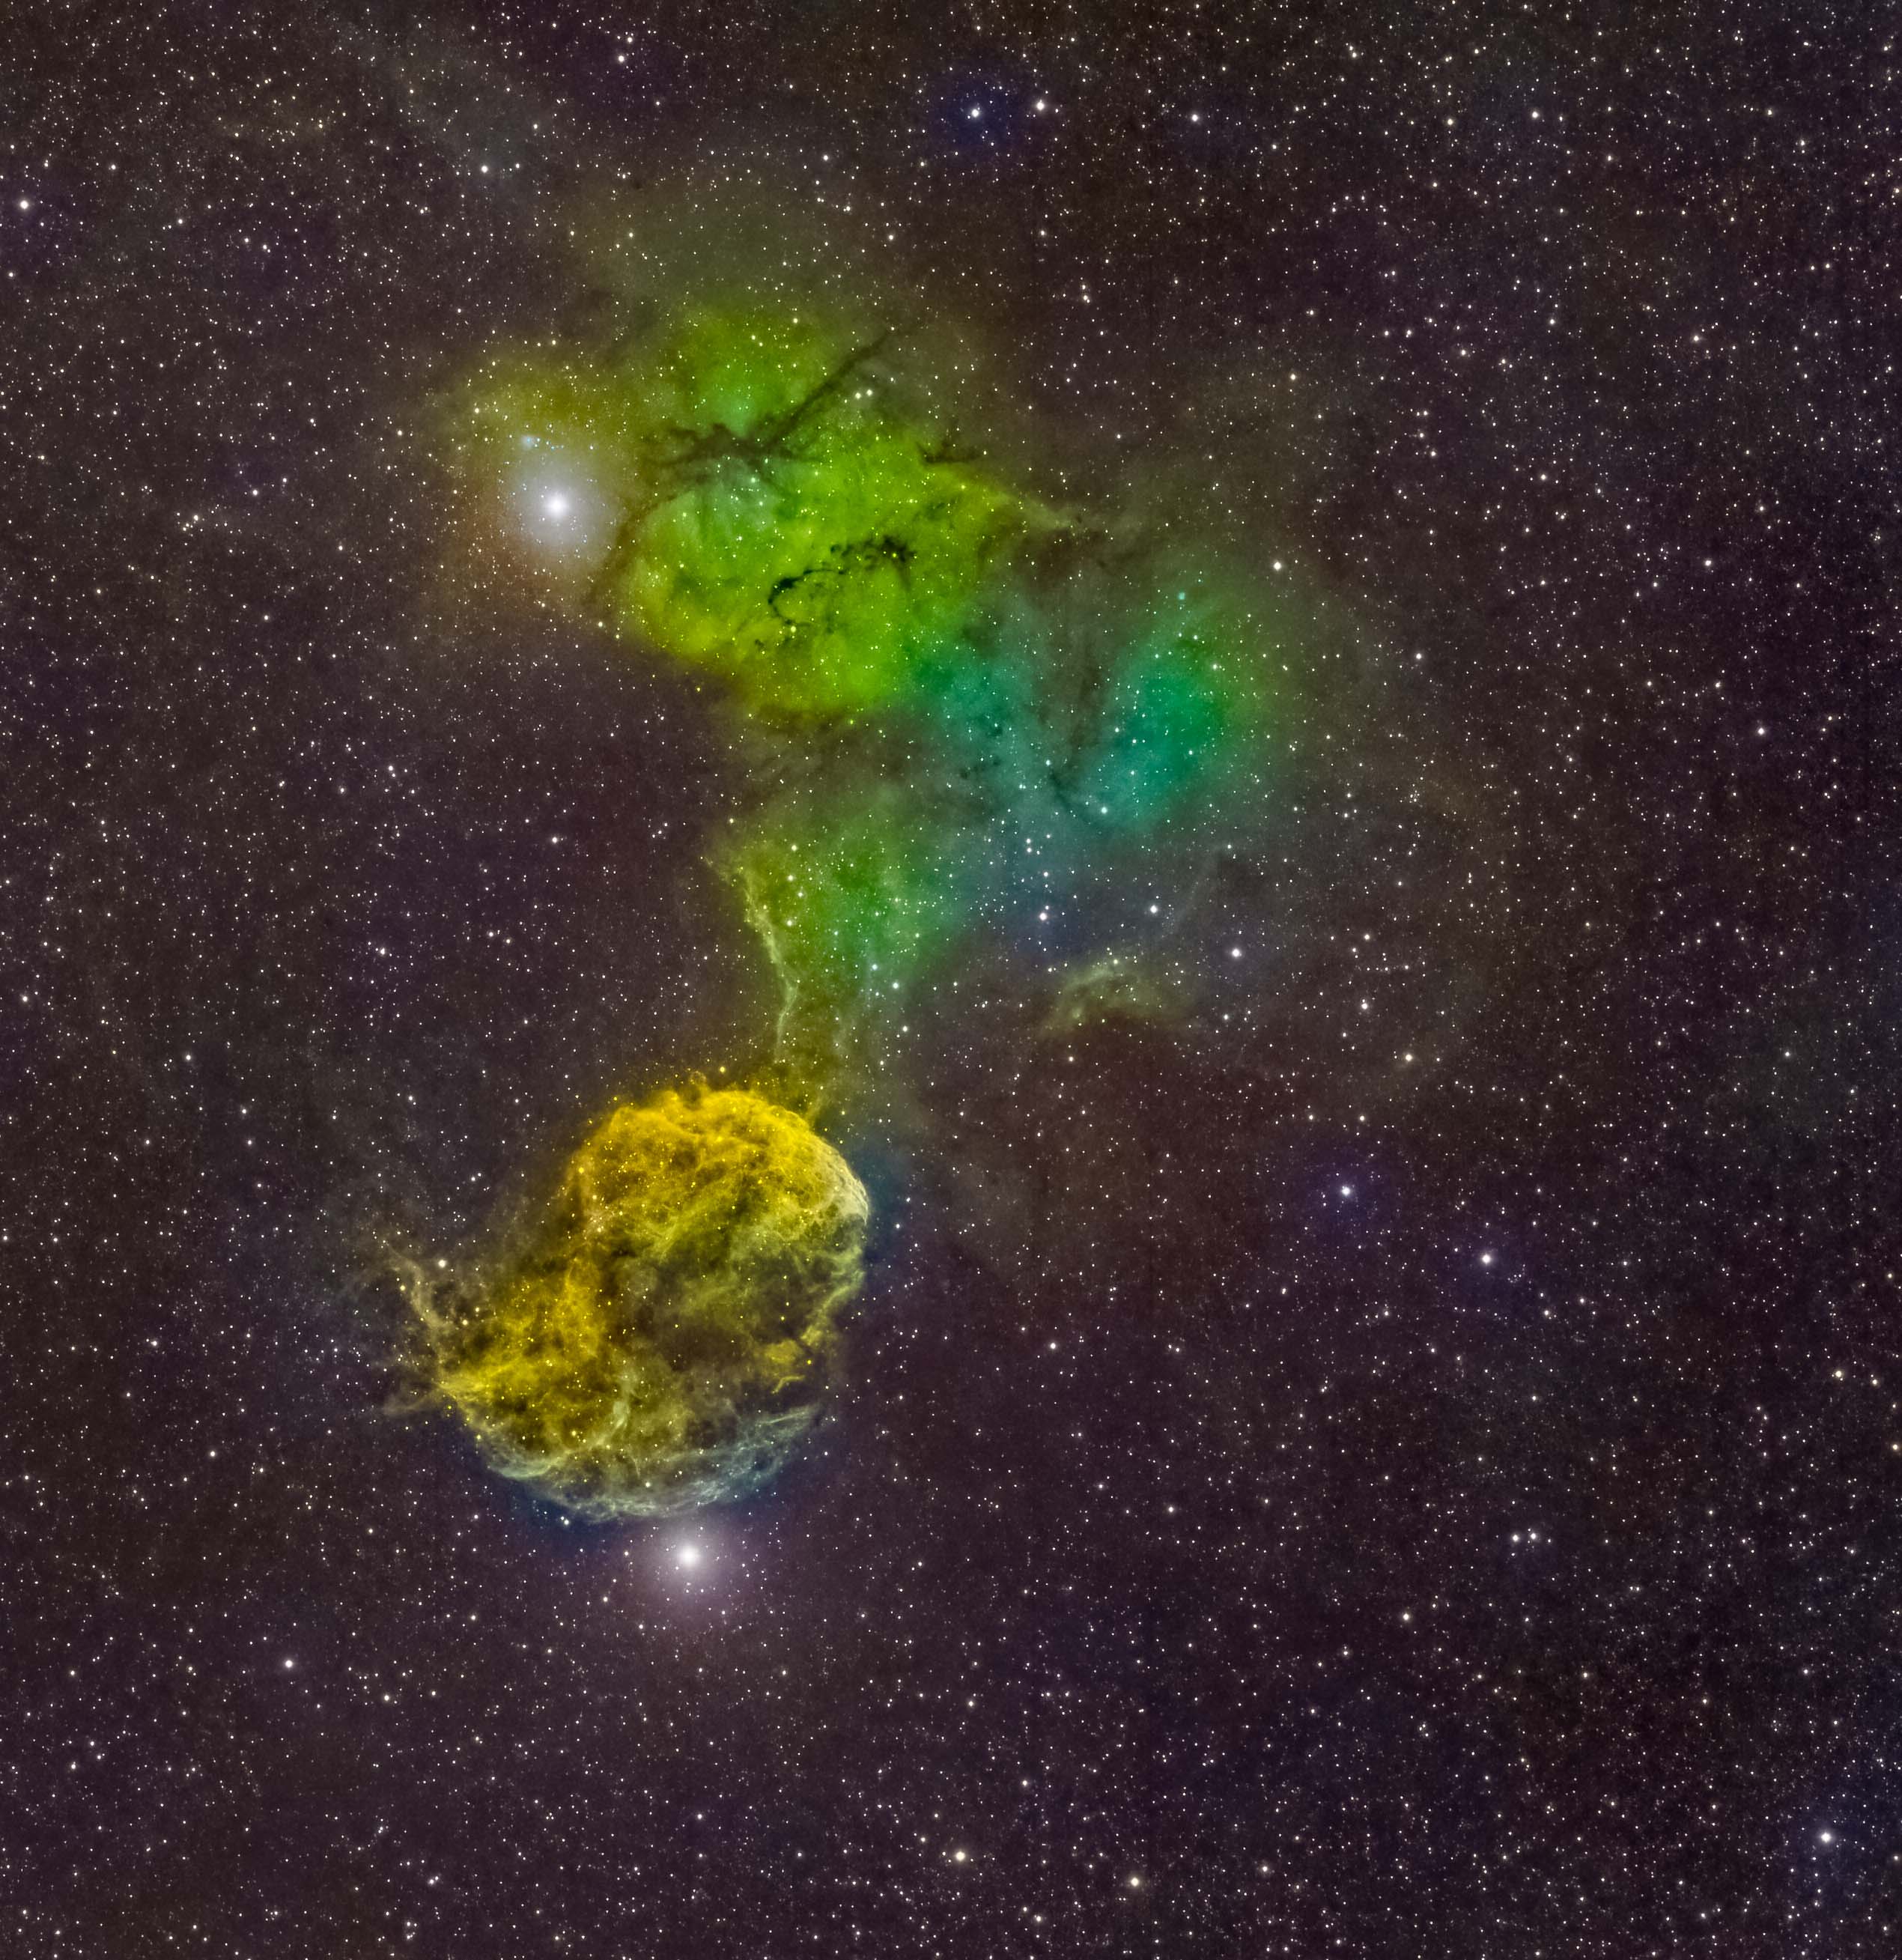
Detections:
[1076, 611, 1266, 834]
[413, 1084, 869, 1519]
[419, 295, 1325, 1517]
[899, 576, 1275, 847]
[723, 789, 972, 1084]
[908, 634, 1048, 795]
[457, 305, 1039, 723]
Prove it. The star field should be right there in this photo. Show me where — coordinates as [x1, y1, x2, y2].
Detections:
[2, 4, 1898, 1956]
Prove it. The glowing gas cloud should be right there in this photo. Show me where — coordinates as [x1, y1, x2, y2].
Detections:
[420, 293, 1298, 1513]
[411, 1084, 869, 1519]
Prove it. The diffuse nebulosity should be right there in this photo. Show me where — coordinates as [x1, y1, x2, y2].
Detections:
[417, 299, 1293, 1515]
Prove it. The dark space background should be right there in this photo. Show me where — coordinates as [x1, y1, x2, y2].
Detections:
[4, 3, 1899, 1954]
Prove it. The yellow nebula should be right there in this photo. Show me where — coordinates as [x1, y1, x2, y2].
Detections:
[415, 1083, 869, 1517]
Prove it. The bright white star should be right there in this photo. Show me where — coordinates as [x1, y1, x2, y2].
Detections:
[543, 491, 571, 519]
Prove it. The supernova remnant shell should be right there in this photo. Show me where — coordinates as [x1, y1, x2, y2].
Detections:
[416, 1082, 870, 1517]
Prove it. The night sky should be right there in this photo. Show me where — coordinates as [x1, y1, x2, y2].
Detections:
[5, 4, 1900, 1955]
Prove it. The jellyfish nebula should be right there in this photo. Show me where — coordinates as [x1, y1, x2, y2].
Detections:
[417, 291, 1301, 1517]
[413, 1083, 869, 1518]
